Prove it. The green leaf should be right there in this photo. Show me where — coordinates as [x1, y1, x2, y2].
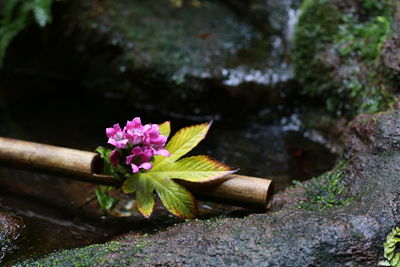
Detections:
[153, 122, 212, 169]
[391, 253, 400, 266]
[95, 186, 118, 210]
[378, 261, 392, 266]
[3, 0, 20, 24]
[158, 121, 171, 138]
[0, 0, 31, 67]
[145, 155, 236, 182]
[32, 0, 53, 27]
[95, 146, 115, 175]
[382, 227, 400, 267]
[148, 173, 197, 218]
[122, 174, 136, 193]
[0, 0, 54, 67]
[120, 121, 234, 219]
[123, 174, 155, 218]
[123, 173, 196, 219]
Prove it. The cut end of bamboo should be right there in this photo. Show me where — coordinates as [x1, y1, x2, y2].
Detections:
[265, 181, 275, 209]
[91, 154, 105, 175]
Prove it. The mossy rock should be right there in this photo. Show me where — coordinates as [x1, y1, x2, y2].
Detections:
[293, 0, 396, 116]
[293, 0, 341, 96]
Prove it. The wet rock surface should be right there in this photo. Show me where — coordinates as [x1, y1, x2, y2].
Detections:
[382, 33, 400, 74]
[2, 0, 303, 117]
[17, 107, 400, 266]
[0, 209, 24, 261]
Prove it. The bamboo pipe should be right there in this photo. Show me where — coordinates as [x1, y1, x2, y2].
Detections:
[0, 137, 274, 209]
[0, 137, 117, 186]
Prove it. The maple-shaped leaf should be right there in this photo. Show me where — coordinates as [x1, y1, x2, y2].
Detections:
[122, 122, 237, 219]
[145, 155, 236, 182]
[123, 172, 196, 218]
[129, 173, 155, 218]
[158, 121, 171, 138]
[152, 122, 211, 170]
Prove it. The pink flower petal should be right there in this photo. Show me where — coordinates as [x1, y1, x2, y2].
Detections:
[115, 139, 129, 149]
[126, 154, 134, 165]
[139, 162, 152, 170]
[106, 127, 115, 138]
[108, 138, 118, 147]
[132, 146, 143, 155]
[126, 117, 143, 130]
[109, 149, 120, 166]
[155, 149, 170, 157]
[113, 124, 122, 131]
[131, 164, 139, 173]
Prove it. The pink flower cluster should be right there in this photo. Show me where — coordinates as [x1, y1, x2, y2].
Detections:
[106, 117, 170, 173]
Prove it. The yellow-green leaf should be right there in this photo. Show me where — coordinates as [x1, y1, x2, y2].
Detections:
[123, 174, 155, 218]
[159, 121, 171, 138]
[153, 122, 212, 169]
[122, 174, 137, 193]
[135, 175, 155, 218]
[145, 155, 236, 182]
[391, 253, 400, 266]
[140, 173, 197, 218]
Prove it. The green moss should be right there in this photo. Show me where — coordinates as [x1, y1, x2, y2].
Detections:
[294, 161, 353, 210]
[293, 0, 341, 95]
[294, 0, 395, 116]
[196, 217, 225, 229]
[16, 240, 151, 267]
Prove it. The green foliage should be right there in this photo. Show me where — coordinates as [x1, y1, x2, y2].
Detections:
[379, 227, 400, 267]
[98, 122, 235, 219]
[158, 121, 171, 138]
[94, 147, 127, 211]
[96, 147, 117, 176]
[331, 3, 393, 115]
[294, 0, 394, 116]
[293, 0, 341, 95]
[336, 15, 391, 60]
[145, 155, 235, 182]
[95, 186, 118, 211]
[122, 122, 235, 219]
[169, 0, 201, 8]
[0, 0, 54, 66]
[170, 0, 184, 8]
[295, 161, 352, 210]
[153, 122, 211, 167]
[19, 241, 126, 266]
